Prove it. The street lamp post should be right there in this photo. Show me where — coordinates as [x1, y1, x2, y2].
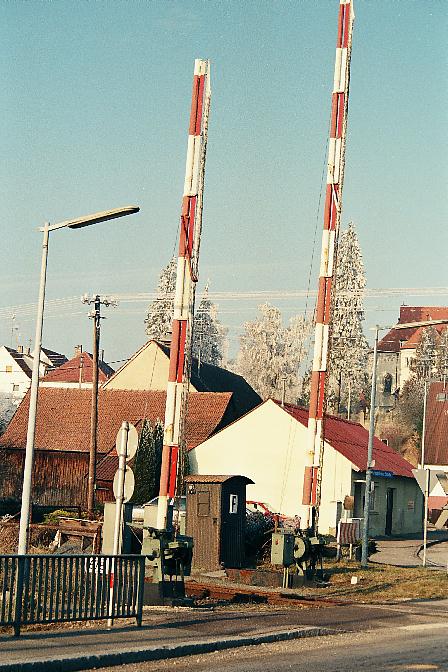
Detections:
[360, 318, 448, 569]
[17, 206, 139, 555]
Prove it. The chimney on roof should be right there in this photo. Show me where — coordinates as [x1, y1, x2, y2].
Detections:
[17, 345, 23, 354]
[74, 345, 83, 357]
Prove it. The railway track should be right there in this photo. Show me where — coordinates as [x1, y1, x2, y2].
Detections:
[185, 579, 348, 608]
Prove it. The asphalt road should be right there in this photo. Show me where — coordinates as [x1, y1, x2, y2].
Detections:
[93, 623, 448, 672]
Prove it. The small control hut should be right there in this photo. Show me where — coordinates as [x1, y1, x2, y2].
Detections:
[185, 475, 253, 572]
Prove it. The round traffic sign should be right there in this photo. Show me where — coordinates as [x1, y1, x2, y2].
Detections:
[113, 466, 135, 503]
[115, 423, 138, 462]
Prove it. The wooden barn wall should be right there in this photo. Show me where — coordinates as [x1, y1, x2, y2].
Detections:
[0, 448, 94, 508]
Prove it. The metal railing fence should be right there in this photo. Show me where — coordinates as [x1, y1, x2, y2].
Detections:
[0, 554, 145, 636]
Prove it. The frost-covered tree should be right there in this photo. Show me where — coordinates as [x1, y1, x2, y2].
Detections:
[0, 393, 18, 435]
[145, 260, 227, 367]
[328, 222, 369, 414]
[389, 327, 443, 456]
[411, 326, 439, 380]
[436, 328, 448, 380]
[192, 285, 228, 367]
[144, 257, 177, 340]
[234, 303, 311, 402]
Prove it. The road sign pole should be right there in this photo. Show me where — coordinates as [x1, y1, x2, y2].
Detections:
[112, 421, 129, 556]
[361, 326, 379, 568]
[422, 467, 429, 568]
[108, 421, 129, 628]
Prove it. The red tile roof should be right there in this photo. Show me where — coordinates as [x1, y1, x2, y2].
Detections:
[378, 306, 448, 353]
[1, 388, 233, 454]
[42, 353, 114, 383]
[424, 382, 448, 466]
[273, 401, 415, 478]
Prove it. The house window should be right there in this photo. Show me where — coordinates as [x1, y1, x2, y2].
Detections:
[5, 365, 12, 373]
[12, 384, 19, 392]
[383, 373, 393, 394]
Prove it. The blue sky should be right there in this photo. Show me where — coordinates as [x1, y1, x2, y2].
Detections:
[1, 1, 447, 363]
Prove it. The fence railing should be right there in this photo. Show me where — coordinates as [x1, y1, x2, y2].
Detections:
[0, 554, 145, 636]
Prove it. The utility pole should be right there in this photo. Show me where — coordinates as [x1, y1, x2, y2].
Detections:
[82, 294, 117, 517]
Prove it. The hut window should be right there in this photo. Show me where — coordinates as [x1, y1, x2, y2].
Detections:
[197, 491, 210, 517]
[383, 373, 393, 394]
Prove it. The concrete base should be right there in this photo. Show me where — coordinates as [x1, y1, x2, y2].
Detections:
[143, 579, 193, 606]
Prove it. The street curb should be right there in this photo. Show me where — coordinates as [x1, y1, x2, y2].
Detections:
[0, 626, 337, 672]
[417, 535, 448, 557]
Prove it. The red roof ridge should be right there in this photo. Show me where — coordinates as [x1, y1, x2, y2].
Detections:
[271, 399, 364, 428]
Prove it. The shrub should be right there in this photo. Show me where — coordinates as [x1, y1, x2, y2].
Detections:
[43, 509, 78, 525]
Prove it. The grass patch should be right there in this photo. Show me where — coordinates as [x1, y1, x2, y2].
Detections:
[300, 560, 448, 603]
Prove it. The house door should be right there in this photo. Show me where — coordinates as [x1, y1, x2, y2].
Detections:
[385, 488, 394, 535]
[353, 482, 364, 519]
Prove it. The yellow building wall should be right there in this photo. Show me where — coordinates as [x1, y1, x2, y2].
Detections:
[103, 341, 198, 392]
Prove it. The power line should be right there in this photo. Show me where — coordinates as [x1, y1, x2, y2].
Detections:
[1, 287, 447, 319]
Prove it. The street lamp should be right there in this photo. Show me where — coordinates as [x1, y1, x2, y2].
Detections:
[361, 318, 448, 568]
[17, 206, 139, 555]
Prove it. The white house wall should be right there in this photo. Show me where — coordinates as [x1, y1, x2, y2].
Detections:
[190, 400, 354, 533]
[0, 347, 31, 403]
[319, 441, 353, 535]
[399, 348, 415, 388]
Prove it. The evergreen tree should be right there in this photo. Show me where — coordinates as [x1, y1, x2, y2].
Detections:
[132, 419, 163, 504]
[234, 303, 311, 402]
[328, 222, 369, 414]
[192, 285, 228, 367]
[144, 257, 177, 340]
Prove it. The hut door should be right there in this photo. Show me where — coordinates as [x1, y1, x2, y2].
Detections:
[221, 488, 245, 568]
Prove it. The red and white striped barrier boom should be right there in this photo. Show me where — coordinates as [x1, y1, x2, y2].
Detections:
[157, 59, 211, 530]
[302, 0, 355, 530]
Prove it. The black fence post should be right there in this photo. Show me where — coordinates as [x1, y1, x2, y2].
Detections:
[136, 556, 145, 627]
[13, 556, 26, 637]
